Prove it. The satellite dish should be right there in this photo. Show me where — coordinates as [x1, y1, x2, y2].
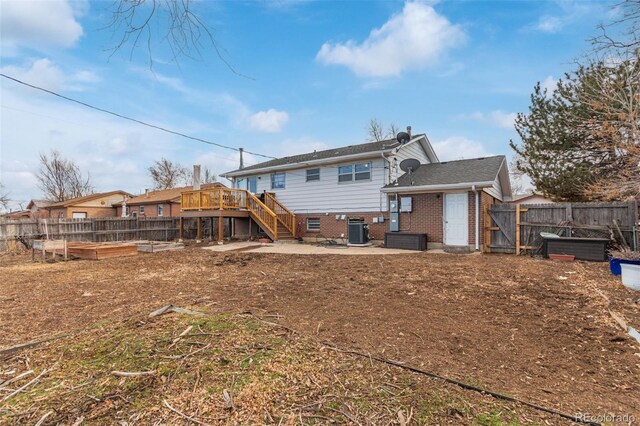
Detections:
[396, 131, 411, 144]
[399, 158, 420, 173]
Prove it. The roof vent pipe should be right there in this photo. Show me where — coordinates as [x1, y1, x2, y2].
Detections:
[145, 189, 149, 197]
[406, 126, 412, 138]
[239, 148, 244, 170]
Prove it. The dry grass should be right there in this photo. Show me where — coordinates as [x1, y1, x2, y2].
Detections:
[0, 311, 568, 425]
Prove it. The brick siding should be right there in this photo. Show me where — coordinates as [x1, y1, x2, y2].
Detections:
[295, 190, 499, 249]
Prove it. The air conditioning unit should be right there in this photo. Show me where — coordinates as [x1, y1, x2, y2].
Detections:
[348, 222, 369, 244]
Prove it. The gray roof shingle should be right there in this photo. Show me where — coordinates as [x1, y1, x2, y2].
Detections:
[224, 138, 404, 175]
[385, 155, 505, 188]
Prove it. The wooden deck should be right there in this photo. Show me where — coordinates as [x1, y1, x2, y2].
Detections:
[180, 188, 295, 241]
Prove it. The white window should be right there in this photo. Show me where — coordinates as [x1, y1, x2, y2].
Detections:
[72, 212, 87, 219]
[307, 218, 320, 231]
[139, 205, 145, 214]
[338, 165, 353, 182]
[306, 168, 320, 182]
[354, 162, 371, 181]
[271, 173, 285, 189]
[338, 162, 371, 182]
[157, 204, 164, 216]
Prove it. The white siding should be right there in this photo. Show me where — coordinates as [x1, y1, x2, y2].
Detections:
[483, 175, 503, 200]
[389, 140, 431, 182]
[247, 158, 388, 213]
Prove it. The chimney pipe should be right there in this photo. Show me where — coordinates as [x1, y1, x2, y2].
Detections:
[239, 148, 244, 170]
[406, 126, 412, 138]
[193, 164, 201, 190]
[145, 188, 149, 197]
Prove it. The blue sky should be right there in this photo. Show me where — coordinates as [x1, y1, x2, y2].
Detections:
[0, 0, 616, 208]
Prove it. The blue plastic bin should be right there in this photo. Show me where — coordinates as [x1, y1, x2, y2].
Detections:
[610, 257, 640, 276]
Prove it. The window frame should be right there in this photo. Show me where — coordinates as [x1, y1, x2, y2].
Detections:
[338, 165, 353, 183]
[306, 217, 321, 231]
[306, 168, 320, 182]
[157, 204, 164, 217]
[271, 172, 286, 190]
[139, 205, 145, 214]
[338, 162, 371, 183]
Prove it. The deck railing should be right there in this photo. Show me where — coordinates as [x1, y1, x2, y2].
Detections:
[264, 192, 296, 236]
[181, 188, 279, 240]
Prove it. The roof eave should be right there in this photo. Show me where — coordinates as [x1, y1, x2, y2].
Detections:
[222, 150, 395, 178]
[381, 181, 496, 193]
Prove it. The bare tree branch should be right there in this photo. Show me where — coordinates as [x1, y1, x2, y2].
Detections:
[0, 183, 10, 210]
[148, 158, 189, 189]
[37, 151, 94, 202]
[103, 0, 252, 78]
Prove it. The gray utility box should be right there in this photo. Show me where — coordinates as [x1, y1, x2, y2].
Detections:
[384, 233, 427, 251]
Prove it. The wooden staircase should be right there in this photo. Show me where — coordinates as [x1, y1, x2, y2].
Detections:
[180, 187, 295, 242]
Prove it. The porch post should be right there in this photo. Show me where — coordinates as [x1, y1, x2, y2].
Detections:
[218, 217, 224, 243]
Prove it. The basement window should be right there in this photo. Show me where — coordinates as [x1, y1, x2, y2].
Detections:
[306, 218, 320, 231]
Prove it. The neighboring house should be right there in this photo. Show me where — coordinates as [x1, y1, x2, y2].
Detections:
[218, 133, 511, 250]
[510, 192, 555, 205]
[45, 191, 132, 219]
[114, 183, 225, 218]
[1, 200, 52, 220]
[1, 210, 31, 219]
[26, 200, 52, 219]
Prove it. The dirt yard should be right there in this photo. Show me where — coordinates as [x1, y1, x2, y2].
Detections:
[1, 246, 639, 424]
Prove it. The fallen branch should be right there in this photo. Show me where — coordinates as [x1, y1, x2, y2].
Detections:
[34, 411, 53, 426]
[0, 370, 33, 389]
[149, 304, 204, 317]
[163, 399, 211, 426]
[111, 370, 156, 378]
[1, 369, 49, 402]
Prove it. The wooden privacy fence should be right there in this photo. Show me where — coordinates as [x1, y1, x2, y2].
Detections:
[0, 217, 203, 251]
[485, 202, 639, 254]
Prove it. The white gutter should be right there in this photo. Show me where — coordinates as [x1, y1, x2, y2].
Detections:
[381, 181, 495, 193]
[472, 184, 479, 251]
[222, 150, 396, 178]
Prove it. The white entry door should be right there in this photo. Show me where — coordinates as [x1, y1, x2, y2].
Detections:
[444, 193, 468, 246]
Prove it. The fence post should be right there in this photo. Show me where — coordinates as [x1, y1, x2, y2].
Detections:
[483, 205, 491, 253]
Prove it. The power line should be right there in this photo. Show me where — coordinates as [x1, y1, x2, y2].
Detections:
[0, 73, 277, 160]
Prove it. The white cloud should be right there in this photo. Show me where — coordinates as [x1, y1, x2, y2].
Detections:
[1, 0, 84, 53]
[534, 16, 563, 33]
[459, 110, 517, 129]
[431, 137, 492, 161]
[248, 109, 289, 133]
[529, 1, 603, 34]
[0, 58, 100, 92]
[316, 1, 465, 77]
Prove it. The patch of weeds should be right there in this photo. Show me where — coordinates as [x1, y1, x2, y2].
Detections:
[474, 409, 521, 426]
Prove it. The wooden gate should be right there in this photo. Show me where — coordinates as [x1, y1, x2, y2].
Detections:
[485, 201, 638, 254]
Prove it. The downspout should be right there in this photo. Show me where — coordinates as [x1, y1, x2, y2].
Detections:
[380, 152, 391, 212]
[472, 185, 479, 251]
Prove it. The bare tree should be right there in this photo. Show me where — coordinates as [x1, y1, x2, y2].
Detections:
[202, 167, 217, 184]
[367, 119, 402, 142]
[148, 158, 188, 189]
[578, 58, 640, 200]
[508, 157, 527, 196]
[104, 0, 248, 76]
[0, 183, 9, 210]
[37, 151, 93, 202]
